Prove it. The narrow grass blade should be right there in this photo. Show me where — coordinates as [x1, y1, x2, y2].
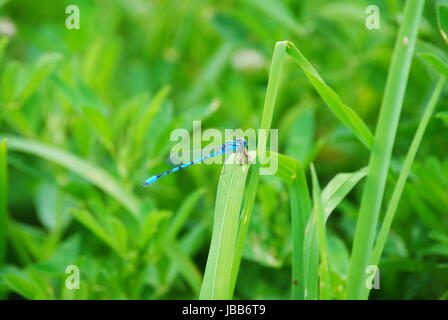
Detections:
[419, 53, 448, 78]
[161, 188, 205, 243]
[2, 136, 140, 217]
[310, 165, 331, 300]
[0, 139, 7, 265]
[133, 86, 171, 149]
[70, 208, 126, 259]
[436, 111, 448, 124]
[199, 154, 250, 299]
[289, 161, 311, 299]
[438, 3, 448, 45]
[285, 41, 374, 149]
[228, 163, 260, 298]
[303, 167, 367, 299]
[361, 76, 446, 299]
[184, 42, 233, 105]
[346, 0, 425, 299]
[243, 0, 306, 37]
[163, 241, 203, 296]
[227, 41, 288, 298]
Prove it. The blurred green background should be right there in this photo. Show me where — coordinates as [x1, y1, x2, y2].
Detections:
[0, 0, 447, 299]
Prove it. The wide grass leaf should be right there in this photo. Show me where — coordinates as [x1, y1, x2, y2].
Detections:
[200, 154, 250, 299]
[2, 136, 140, 217]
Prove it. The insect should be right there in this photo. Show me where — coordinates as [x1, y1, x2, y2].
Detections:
[143, 138, 250, 186]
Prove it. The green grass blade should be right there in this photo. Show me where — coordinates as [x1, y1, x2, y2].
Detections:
[163, 241, 203, 296]
[310, 165, 331, 300]
[243, 0, 306, 37]
[17, 53, 62, 103]
[2, 136, 140, 217]
[285, 41, 374, 149]
[199, 155, 251, 299]
[0, 139, 7, 265]
[290, 161, 311, 299]
[438, 3, 448, 45]
[162, 188, 205, 243]
[228, 163, 260, 298]
[133, 86, 171, 149]
[346, 0, 426, 299]
[227, 41, 288, 298]
[436, 111, 448, 125]
[361, 76, 446, 299]
[70, 208, 126, 259]
[303, 167, 367, 299]
[419, 53, 448, 78]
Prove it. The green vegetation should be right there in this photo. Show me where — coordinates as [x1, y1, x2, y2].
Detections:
[0, 0, 447, 300]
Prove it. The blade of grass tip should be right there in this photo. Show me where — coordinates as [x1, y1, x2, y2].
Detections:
[199, 154, 250, 299]
[346, 0, 425, 299]
[290, 161, 312, 299]
[304, 167, 368, 300]
[0, 139, 8, 265]
[310, 164, 332, 300]
[361, 76, 446, 299]
[2, 136, 140, 217]
[228, 41, 288, 298]
[285, 41, 374, 149]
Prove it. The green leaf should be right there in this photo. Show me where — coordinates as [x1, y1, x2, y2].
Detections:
[0, 37, 8, 65]
[17, 53, 62, 103]
[81, 106, 114, 152]
[163, 241, 203, 296]
[200, 154, 251, 299]
[70, 209, 114, 249]
[303, 166, 367, 299]
[229, 42, 287, 298]
[419, 52, 448, 77]
[2, 270, 44, 299]
[108, 216, 128, 254]
[438, 3, 448, 45]
[310, 164, 332, 300]
[289, 160, 311, 299]
[9, 222, 47, 261]
[133, 86, 170, 149]
[436, 111, 448, 125]
[139, 210, 171, 249]
[0, 139, 7, 264]
[162, 189, 205, 243]
[243, 0, 305, 37]
[2, 136, 140, 217]
[346, 0, 425, 299]
[285, 41, 374, 149]
[361, 77, 447, 299]
[34, 182, 68, 231]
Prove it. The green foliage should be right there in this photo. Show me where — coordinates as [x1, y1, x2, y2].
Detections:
[0, 0, 446, 300]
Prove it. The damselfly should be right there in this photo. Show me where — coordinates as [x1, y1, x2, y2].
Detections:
[143, 138, 249, 186]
